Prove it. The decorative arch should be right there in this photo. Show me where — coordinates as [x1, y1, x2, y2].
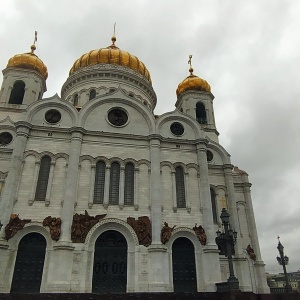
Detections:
[85, 218, 139, 249]
[78, 96, 155, 133]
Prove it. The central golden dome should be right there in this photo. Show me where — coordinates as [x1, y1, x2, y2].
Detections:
[69, 36, 152, 84]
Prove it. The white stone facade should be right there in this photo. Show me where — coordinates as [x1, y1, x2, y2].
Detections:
[0, 44, 269, 294]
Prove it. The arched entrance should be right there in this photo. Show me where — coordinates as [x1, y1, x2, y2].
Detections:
[172, 237, 197, 292]
[92, 230, 127, 293]
[10, 232, 46, 293]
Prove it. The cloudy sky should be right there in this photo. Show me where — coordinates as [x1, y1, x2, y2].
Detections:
[1, 0, 299, 273]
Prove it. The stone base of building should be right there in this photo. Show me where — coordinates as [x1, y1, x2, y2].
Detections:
[0, 293, 299, 300]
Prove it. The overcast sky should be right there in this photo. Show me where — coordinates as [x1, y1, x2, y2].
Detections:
[1, 0, 299, 273]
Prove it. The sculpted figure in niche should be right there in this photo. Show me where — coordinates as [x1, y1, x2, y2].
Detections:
[193, 224, 207, 245]
[43, 216, 62, 241]
[5, 214, 31, 240]
[127, 216, 152, 247]
[246, 244, 257, 261]
[71, 210, 106, 243]
[161, 222, 176, 244]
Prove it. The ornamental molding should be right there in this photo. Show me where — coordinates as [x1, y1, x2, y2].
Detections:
[85, 218, 139, 246]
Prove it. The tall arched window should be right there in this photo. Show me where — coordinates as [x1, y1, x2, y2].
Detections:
[210, 188, 218, 223]
[124, 163, 134, 205]
[73, 94, 78, 106]
[89, 89, 96, 100]
[109, 162, 120, 205]
[35, 156, 51, 201]
[9, 81, 25, 104]
[93, 161, 106, 204]
[175, 166, 186, 208]
[196, 102, 207, 124]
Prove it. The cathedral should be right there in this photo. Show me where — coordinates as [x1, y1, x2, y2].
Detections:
[0, 34, 269, 294]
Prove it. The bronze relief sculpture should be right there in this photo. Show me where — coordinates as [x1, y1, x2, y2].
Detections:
[43, 216, 62, 241]
[246, 244, 256, 261]
[127, 216, 152, 247]
[5, 214, 31, 240]
[71, 210, 106, 243]
[193, 224, 207, 245]
[161, 222, 176, 244]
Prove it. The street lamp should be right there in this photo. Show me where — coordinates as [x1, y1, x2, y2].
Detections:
[276, 237, 292, 293]
[215, 208, 239, 291]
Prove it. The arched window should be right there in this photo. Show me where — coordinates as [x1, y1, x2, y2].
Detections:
[124, 163, 134, 205]
[196, 102, 207, 124]
[9, 81, 25, 104]
[210, 188, 218, 223]
[35, 156, 51, 201]
[89, 89, 96, 100]
[109, 162, 120, 205]
[175, 166, 186, 208]
[73, 94, 78, 106]
[93, 161, 106, 204]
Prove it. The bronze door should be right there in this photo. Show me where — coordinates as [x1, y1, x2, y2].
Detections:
[92, 230, 127, 293]
[10, 233, 46, 293]
[172, 237, 197, 292]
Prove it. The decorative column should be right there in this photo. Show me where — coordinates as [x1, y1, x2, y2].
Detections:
[0, 122, 31, 237]
[172, 170, 177, 212]
[45, 161, 55, 206]
[88, 164, 96, 208]
[59, 129, 84, 242]
[196, 140, 221, 291]
[119, 166, 125, 209]
[47, 129, 84, 292]
[148, 136, 169, 292]
[184, 171, 190, 212]
[243, 183, 270, 293]
[223, 164, 248, 291]
[28, 160, 40, 205]
[103, 165, 110, 208]
[134, 167, 139, 210]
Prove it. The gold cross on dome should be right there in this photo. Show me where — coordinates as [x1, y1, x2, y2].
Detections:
[188, 55, 193, 68]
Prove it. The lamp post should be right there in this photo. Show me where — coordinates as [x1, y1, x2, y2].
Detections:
[276, 237, 292, 293]
[215, 208, 239, 291]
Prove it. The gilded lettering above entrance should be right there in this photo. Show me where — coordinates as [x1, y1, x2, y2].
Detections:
[127, 216, 152, 247]
[43, 216, 62, 241]
[193, 224, 207, 245]
[71, 210, 106, 243]
[5, 214, 31, 240]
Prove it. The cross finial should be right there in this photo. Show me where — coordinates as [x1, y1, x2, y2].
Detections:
[277, 235, 280, 241]
[111, 22, 117, 46]
[188, 55, 194, 75]
[30, 31, 37, 54]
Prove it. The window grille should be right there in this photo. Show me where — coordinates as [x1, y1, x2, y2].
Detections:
[89, 89, 96, 100]
[124, 163, 134, 205]
[175, 167, 186, 208]
[109, 162, 120, 205]
[9, 81, 25, 104]
[93, 161, 106, 204]
[35, 156, 51, 201]
[210, 188, 218, 223]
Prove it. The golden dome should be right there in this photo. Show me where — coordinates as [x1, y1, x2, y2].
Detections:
[69, 36, 152, 84]
[176, 67, 211, 96]
[7, 44, 48, 79]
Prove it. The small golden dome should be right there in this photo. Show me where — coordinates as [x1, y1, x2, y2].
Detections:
[7, 45, 48, 80]
[176, 73, 211, 96]
[69, 36, 152, 84]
